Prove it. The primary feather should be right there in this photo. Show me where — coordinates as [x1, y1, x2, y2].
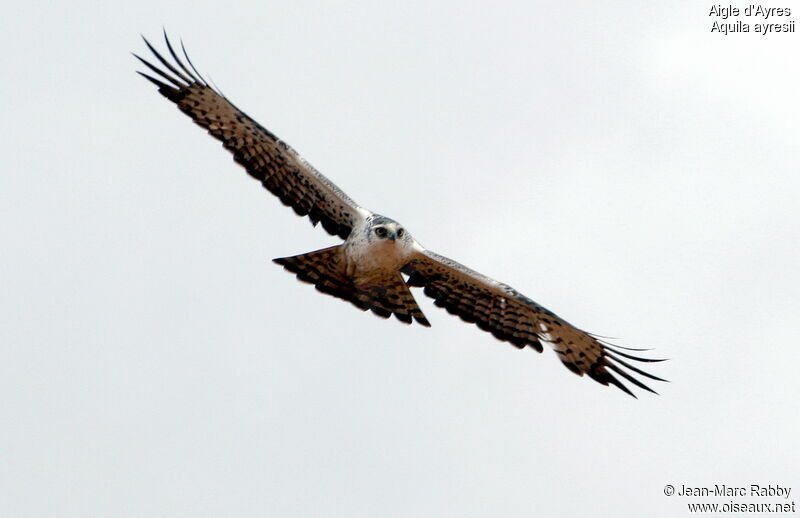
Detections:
[134, 33, 366, 240]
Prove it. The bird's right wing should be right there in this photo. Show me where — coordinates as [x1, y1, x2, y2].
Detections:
[134, 33, 367, 239]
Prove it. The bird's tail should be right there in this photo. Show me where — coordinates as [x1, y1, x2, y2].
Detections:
[273, 246, 430, 326]
[273, 245, 352, 302]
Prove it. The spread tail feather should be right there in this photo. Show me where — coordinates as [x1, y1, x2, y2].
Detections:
[273, 246, 430, 326]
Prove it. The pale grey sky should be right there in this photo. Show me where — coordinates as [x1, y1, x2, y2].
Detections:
[1, 1, 798, 517]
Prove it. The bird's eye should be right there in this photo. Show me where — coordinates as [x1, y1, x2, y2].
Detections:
[375, 227, 387, 237]
[397, 228, 404, 238]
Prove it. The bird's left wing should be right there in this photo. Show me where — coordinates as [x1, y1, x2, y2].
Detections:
[402, 249, 666, 397]
[134, 33, 366, 239]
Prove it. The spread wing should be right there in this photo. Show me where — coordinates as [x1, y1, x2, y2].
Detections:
[134, 32, 366, 240]
[403, 249, 666, 397]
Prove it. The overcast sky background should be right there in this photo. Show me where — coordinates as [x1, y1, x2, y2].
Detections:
[2, 1, 798, 517]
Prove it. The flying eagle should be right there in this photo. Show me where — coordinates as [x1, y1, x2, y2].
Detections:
[134, 32, 666, 397]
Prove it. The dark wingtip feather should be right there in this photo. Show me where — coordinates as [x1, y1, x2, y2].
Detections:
[605, 347, 668, 363]
[607, 363, 659, 395]
[133, 53, 185, 88]
[593, 336, 655, 352]
[163, 29, 199, 84]
[136, 71, 180, 98]
[589, 367, 637, 398]
[580, 335, 668, 395]
[606, 353, 669, 383]
[612, 379, 638, 398]
[141, 33, 193, 86]
[180, 38, 208, 86]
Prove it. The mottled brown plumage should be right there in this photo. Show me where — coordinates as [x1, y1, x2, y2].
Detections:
[404, 251, 665, 396]
[273, 246, 429, 326]
[134, 36, 361, 240]
[135, 32, 666, 397]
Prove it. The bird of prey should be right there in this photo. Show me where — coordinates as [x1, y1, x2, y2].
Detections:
[134, 32, 666, 397]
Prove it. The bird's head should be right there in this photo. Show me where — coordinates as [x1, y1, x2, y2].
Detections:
[367, 216, 412, 246]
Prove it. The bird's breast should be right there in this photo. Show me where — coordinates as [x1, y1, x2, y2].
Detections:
[344, 239, 408, 274]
